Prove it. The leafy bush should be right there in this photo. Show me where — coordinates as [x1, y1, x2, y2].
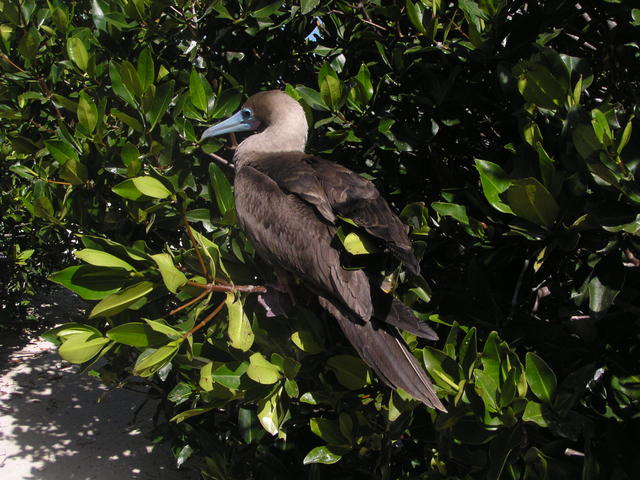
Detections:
[2, 0, 640, 478]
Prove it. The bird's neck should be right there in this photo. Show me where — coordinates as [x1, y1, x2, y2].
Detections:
[234, 122, 307, 167]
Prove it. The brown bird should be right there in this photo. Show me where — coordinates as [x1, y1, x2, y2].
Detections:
[201, 90, 445, 411]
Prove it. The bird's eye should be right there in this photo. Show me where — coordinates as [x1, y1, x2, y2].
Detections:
[241, 108, 252, 119]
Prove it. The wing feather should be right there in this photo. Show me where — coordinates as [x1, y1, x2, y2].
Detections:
[247, 153, 419, 274]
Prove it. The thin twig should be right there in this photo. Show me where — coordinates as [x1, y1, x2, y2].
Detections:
[0, 54, 26, 73]
[45, 179, 72, 186]
[38, 78, 64, 121]
[186, 280, 266, 294]
[508, 258, 530, 322]
[361, 17, 387, 30]
[181, 297, 226, 338]
[168, 288, 209, 316]
[206, 151, 234, 170]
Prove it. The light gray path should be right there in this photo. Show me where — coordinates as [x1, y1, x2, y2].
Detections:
[0, 339, 196, 480]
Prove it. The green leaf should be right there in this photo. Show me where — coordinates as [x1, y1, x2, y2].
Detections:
[106, 322, 170, 347]
[45, 140, 79, 164]
[339, 231, 379, 255]
[310, 418, 349, 446]
[136, 47, 154, 93]
[212, 362, 248, 390]
[301, 0, 320, 15]
[481, 331, 501, 383]
[432, 202, 470, 226]
[572, 123, 601, 159]
[210, 90, 242, 118]
[591, 109, 612, 144]
[238, 407, 265, 444]
[48, 265, 130, 300]
[226, 292, 255, 351]
[250, 1, 283, 18]
[133, 342, 180, 377]
[617, 114, 634, 154]
[112, 176, 172, 200]
[296, 86, 327, 111]
[474, 159, 514, 213]
[256, 388, 283, 436]
[77, 91, 99, 134]
[291, 330, 323, 354]
[118, 60, 142, 98]
[42, 323, 101, 346]
[522, 400, 551, 427]
[168, 382, 193, 405]
[89, 281, 155, 318]
[109, 62, 137, 107]
[246, 352, 281, 384]
[66, 37, 88, 71]
[147, 80, 174, 130]
[406, 0, 426, 34]
[58, 158, 88, 185]
[144, 319, 181, 338]
[58, 331, 109, 364]
[525, 352, 557, 403]
[121, 143, 142, 176]
[112, 108, 144, 134]
[354, 63, 373, 104]
[513, 61, 566, 110]
[319, 63, 342, 110]
[208, 162, 234, 216]
[503, 178, 559, 228]
[199, 362, 214, 392]
[327, 355, 371, 390]
[303, 446, 343, 465]
[474, 370, 499, 412]
[75, 249, 135, 271]
[151, 253, 187, 293]
[171, 407, 214, 424]
[189, 69, 208, 112]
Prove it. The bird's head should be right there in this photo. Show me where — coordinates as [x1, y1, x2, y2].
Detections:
[200, 90, 307, 143]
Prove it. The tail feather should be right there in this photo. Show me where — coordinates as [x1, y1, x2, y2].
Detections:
[318, 296, 446, 412]
[375, 297, 439, 341]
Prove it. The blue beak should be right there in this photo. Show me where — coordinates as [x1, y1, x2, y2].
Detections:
[200, 109, 261, 141]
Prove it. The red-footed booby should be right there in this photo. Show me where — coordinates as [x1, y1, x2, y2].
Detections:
[201, 90, 445, 411]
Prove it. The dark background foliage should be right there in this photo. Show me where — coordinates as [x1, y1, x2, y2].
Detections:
[2, 1, 640, 478]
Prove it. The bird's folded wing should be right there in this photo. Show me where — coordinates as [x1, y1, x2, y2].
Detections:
[249, 153, 419, 274]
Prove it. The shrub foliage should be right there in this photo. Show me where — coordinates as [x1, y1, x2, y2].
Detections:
[2, 0, 640, 478]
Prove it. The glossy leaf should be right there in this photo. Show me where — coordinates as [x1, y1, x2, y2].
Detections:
[133, 342, 180, 377]
[89, 281, 155, 318]
[326, 355, 371, 390]
[504, 178, 559, 228]
[475, 159, 514, 213]
[106, 322, 170, 347]
[66, 37, 88, 71]
[77, 91, 99, 134]
[226, 292, 254, 351]
[151, 253, 187, 293]
[147, 80, 174, 130]
[136, 47, 154, 92]
[208, 162, 234, 216]
[246, 352, 281, 384]
[59, 331, 109, 364]
[189, 69, 208, 112]
[525, 352, 557, 403]
[112, 176, 172, 200]
[48, 265, 130, 300]
[303, 446, 342, 465]
[75, 249, 135, 271]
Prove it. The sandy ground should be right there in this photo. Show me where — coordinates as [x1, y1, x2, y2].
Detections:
[0, 289, 197, 480]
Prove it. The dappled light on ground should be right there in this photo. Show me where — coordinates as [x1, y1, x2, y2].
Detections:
[0, 340, 194, 480]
